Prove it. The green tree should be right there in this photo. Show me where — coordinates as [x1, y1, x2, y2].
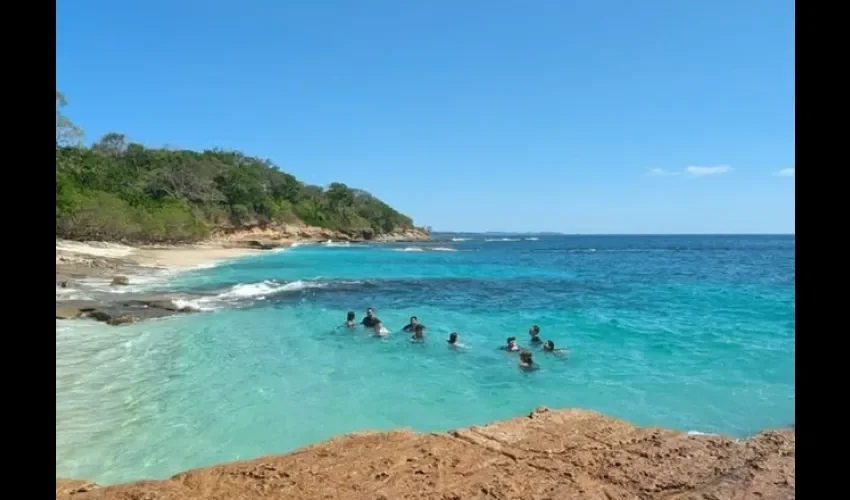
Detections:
[56, 91, 84, 147]
[55, 92, 424, 243]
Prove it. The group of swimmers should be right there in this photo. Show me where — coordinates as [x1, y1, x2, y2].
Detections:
[343, 308, 568, 371]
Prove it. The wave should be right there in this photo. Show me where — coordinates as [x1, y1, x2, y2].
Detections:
[394, 247, 457, 252]
[484, 238, 521, 242]
[173, 279, 336, 311]
[323, 240, 352, 247]
[451, 237, 471, 242]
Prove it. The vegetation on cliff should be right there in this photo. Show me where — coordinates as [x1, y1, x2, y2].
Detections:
[55, 91, 418, 243]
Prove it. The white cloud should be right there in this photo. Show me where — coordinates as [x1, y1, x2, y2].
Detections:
[775, 167, 795, 177]
[685, 165, 733, 177]
[647, 165, 733, 177]
[646, 167, 680, 176]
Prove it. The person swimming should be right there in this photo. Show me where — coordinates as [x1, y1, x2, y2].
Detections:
[372, 320, 390, 337]
[518, 350, 539, 371]
[345, 311, 356, 328]
[410, 324, 425, 342]
[528, 325, 542, 345]
[361, 308, 381, 328]
[447, 332, 464, 349]
[501, 336, 520, 352]
[542, 340, 568, 356]
[402, 316, 419, 332]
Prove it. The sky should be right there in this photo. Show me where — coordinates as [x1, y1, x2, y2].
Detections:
[56, 0, 795, 234]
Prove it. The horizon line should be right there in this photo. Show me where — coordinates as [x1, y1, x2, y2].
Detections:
[428, 231, 795, 236]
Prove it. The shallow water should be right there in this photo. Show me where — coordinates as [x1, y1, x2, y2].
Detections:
[56, 234, 795, 484]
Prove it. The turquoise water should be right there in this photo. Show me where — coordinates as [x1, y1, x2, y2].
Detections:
[55, 234, 795, 484]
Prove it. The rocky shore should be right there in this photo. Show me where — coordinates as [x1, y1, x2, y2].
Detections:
[55, 224, 430, 326]
[55, 407, 795, 500]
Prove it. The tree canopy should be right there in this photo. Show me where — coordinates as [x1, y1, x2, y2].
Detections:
[55, 92, 417, 243]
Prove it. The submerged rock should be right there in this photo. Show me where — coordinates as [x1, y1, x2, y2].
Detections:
[55, 408, 795, 500]
[111, 275, 130, 286]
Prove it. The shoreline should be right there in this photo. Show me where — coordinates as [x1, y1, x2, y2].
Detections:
[56, 407, 795, 499]
[55, 228, 430, 325]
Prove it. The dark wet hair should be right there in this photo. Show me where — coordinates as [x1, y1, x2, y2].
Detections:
[507, 336, 516, 343]
[366, 307, 374, 313]
[414, 324, 425, 333]
[448, 332, 458, 343]
[530, 325, 540, 335]
[520, 350, 533, 362]
[410, 315, 418, 322]
[346, 311, 355, 321]
[544, 340, 554, 349]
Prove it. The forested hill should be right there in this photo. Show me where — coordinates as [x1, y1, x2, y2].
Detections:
[55, 91, 424, 243]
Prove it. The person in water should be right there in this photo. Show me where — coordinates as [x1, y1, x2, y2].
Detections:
[372, 320, 390, 337]
[447, 332, 466, 349]
[528, 325, 542, 345]
[518, 350, 539, 371]
[345, 311, 356, 328]
[542, 340, 568, 356]
[410, 324, 425, 342]
[361, 308, 380, 328]
[402, 316, 419, 332]
[502, 336, 520, 352]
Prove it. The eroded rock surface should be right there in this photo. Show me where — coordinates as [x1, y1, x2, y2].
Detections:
[55, 408, 794, 499]
[56, 295, 198, 325]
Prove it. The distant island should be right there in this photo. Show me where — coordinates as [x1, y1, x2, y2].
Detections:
[55, 91, 427, 244]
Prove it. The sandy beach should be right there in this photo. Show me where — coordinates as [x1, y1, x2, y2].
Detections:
[55, 240, 270, 324]
[56, 239, 262, 273]
[131, 246, 263, 269]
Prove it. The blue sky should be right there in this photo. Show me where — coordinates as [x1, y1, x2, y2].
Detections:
[57, 0, 795, 234]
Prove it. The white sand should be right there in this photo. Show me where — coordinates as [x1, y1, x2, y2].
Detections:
[131, 247, 262, 269]
[56, 240, 263, 270]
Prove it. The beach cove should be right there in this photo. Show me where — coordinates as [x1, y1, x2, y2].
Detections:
[56, 234, 795, 498]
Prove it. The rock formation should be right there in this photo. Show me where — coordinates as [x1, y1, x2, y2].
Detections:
[56, 295, 198, 325]
[55, 408, 794, 499]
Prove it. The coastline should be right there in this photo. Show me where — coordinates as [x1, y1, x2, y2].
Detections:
[56, 407, 795, 500]
[55, 225, 430, 325]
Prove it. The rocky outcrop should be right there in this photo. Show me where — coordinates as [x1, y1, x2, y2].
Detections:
[56, 295, 198, 325]
[209, 223, 431, 248]
[55, 408, 794, 500]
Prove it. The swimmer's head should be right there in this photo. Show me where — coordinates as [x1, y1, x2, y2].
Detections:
[365, 307, 375, 317]
[507, 336, 518, 349]
[346, 311, 355, 321]
[543, 340, 554, 351]
[529, 325, 540, 337]
[373, 320, 383, 330]
[409, 315, 418, 324]
[414, 324, 425, 336]
[519, 350, 533, 364]
[448, 332, 458, 344]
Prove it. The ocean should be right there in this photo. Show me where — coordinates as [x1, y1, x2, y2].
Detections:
[55, 234, 795, 484]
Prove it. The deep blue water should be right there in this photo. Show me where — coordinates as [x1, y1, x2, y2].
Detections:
[55, 234, 795, 484]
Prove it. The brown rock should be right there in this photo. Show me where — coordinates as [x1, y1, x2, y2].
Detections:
[56, 304, 83, 319]
[56, 409, 794, 500]
[106, 314, 140, 326]
[111, 275, 130, 286]
[244, 240, 279, 250]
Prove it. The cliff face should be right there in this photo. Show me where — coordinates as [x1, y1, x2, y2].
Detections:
[55, 408, 794, 500]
